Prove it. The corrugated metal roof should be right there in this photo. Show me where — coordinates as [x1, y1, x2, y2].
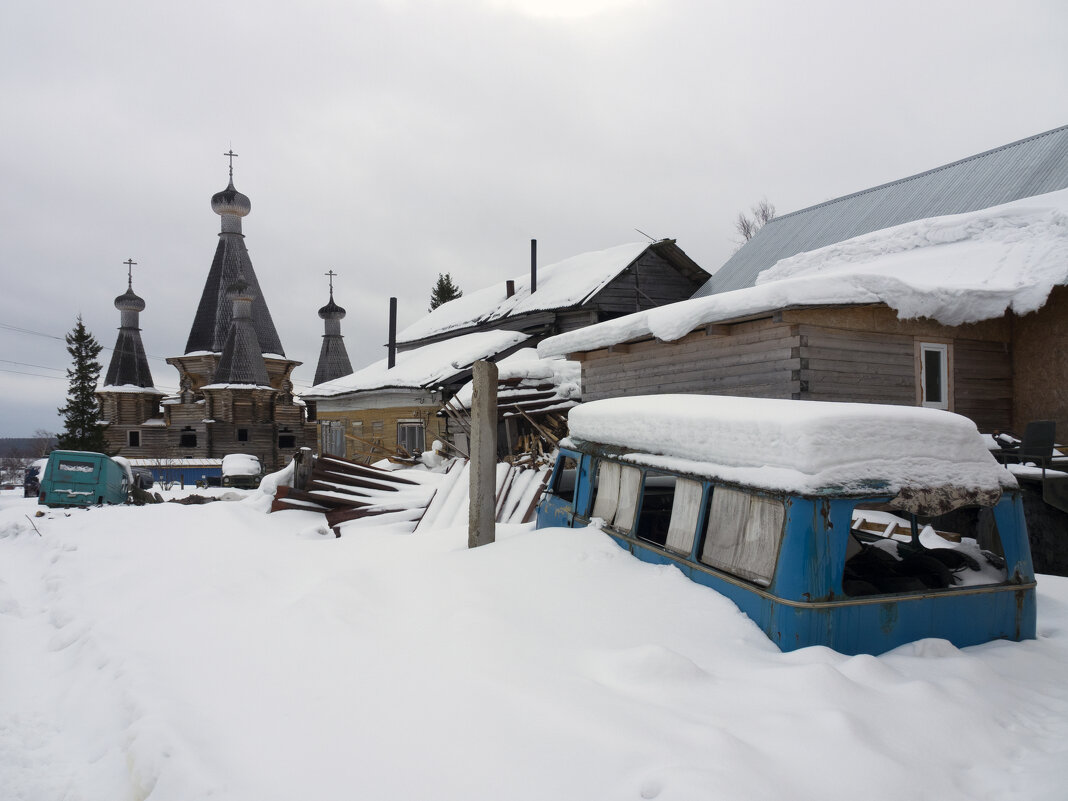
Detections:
[696, 125, 1068, 297]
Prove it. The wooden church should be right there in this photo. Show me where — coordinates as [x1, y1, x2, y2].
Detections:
[97, 156, 317, 470]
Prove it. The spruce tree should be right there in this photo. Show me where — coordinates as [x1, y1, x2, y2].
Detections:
[56, 316, 111, 453]
[428, 273, 463, 311]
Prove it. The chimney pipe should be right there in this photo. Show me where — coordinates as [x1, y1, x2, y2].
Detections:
[530, 239, 537, 294]
[387, 296, 397, 369]
[505, 279, 515, 298]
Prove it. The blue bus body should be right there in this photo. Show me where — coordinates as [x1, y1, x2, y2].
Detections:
[39, 450, 130, 508]
[537, 446, 1036, 655]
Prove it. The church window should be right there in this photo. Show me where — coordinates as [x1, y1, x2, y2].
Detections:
[237, 428, 249, 442]
[128, 430, 141, 447]
[179, 429, 197, 448]
[279, 434, 296, 449]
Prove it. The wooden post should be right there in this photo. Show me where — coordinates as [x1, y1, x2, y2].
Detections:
[293, 447, 314, 491]
[468, 360, 498, 548]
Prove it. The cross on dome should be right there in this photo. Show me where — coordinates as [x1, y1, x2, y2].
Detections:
[123, 258, 137, 289]
[223, 148, 238, 179]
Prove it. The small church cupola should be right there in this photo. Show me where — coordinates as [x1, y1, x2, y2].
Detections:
[213, 268, 270, 387]
[103, 259, 156, 389]
[313, 270, 354, 386]
[211, 151, 252, 233]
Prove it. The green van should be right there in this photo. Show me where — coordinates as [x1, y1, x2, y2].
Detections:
[38, 450, 130, 508]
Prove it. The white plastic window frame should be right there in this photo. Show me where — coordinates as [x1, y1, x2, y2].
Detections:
[918, 342, 950, 410]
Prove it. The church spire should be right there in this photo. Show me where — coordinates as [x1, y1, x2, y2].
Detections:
[212, 268, 270, 386]
[313, 269, 353, 386]
[103, 258, 156, 388]
[184, 152, 285, 356]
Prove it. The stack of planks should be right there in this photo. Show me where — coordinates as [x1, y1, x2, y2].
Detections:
[414, 460, 551, 531]
[270, 454, 552, 536]
[271, 454, 438, 532]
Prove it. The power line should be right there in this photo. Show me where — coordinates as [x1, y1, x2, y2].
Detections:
[0, 367, 68, 381]
[0, 358, 67, 372]
[0, 322, 171, 362]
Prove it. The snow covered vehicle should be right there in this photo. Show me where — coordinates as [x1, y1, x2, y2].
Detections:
[221, 454, 263, 489]
[38, 450, 130, 508]
[536, 395, 1036, 655]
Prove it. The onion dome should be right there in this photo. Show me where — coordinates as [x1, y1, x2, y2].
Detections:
[318, 293, 347, 320]
[211, 178, 251, 217]
[114, 286, 146, 312]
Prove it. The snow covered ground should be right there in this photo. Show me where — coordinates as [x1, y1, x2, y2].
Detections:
[2, 486, 1067, 801]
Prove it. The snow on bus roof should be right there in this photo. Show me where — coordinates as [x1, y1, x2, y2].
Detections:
[540, 188, 1068, 357]
[565, 395, 1012, 497]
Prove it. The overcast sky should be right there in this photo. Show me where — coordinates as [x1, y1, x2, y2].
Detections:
[1, 0, 1065, 437]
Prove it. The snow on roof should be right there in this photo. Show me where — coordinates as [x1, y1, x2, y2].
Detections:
[200, 386, 275, 393]
[540, 189, 1068, 357]
[566, 395, 1012, 497]
[452, 348, 581, 410]
[126, 458, 224, 466]
[98, 383, 167, 395]
[306, 329, 529, 398]
[397, 242, 650, 343]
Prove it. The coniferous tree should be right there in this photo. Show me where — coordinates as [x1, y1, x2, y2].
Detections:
[428, 273, 463, 311]
[56, 316, 111, 453]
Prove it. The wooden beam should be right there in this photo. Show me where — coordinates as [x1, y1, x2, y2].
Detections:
[704, 324, 731, 337]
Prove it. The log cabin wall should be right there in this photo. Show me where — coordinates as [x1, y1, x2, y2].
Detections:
[794, 325, 915, 405]
[576, 304, 1017, 433]
[1013, 285, 1068, 434]
[579, 318, 801, 402]
[784, 306, 1013, 431]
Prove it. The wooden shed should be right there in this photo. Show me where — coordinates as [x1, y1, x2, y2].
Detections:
[539, 141, 1068, 436]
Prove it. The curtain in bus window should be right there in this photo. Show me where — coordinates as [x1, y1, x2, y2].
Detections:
[744, 496, 785, 584]
[614, 466, 642, 531]
[701, 487, 784, 586]
[591, 461, 620, 522]
[665, 478, 703, 554]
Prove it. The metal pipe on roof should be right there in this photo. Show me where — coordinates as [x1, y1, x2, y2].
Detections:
[530, 239, 537, 294]
[387, 297, 397, 369]
[506, 279, 515, 298]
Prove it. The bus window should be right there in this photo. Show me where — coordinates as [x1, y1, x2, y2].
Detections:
[551, 456, 579, 503]
[700, 487, 784, 586]
[589, 460, 641, 533]
[846, 502, 1007, 596]
[636, 473, 703, 555]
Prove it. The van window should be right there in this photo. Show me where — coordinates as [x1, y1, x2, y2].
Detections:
[551, 456, 579, 503]
[845, 502, 1007, 596]
[589, 460, 641, 532]
[636, 473, 703, 555]
[700, 487, 784, 586]
[58, 459, 95, 475]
